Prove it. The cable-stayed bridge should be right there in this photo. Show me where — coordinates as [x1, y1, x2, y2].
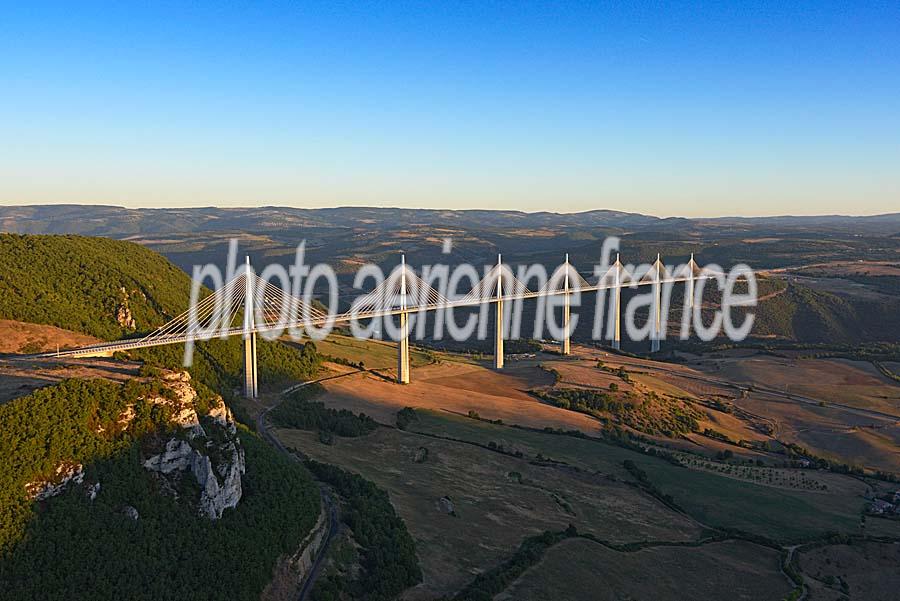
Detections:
[40, 253, 714, 398]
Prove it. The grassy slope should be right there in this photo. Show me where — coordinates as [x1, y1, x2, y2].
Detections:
[496, 538, 789, 601]
[407, 411, 900, 543]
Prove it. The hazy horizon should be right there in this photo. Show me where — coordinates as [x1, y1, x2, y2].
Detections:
[2, 201, 899, 221]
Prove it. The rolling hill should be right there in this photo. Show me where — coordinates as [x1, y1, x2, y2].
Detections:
[0, 234, 331, 599]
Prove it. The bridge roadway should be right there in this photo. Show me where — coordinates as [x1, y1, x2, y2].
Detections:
[37, 273, 705, 359]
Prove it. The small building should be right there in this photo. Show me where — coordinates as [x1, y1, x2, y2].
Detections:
[870, 499, 894, 515]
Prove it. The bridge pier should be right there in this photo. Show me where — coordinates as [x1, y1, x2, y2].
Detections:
[243, 332, 258, 398]
[397, 255, 411, 384]
[243, 255, 259, 398]
[560, 254, 571, 355]
[397, 311, 410, 384]
[651, 254, 661, 353]
[494, 297, 504, 369]
[687, 253, 695, 311]
[493, 254, 504, 369]
[611, 255, 621, 350]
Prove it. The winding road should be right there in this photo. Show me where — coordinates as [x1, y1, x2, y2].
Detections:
[256, 373, 360, 601]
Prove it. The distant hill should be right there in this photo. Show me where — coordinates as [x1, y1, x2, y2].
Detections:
[749, 283, 864, 343]
[0, 204, 663, 235]
[3, 204, 899, 237]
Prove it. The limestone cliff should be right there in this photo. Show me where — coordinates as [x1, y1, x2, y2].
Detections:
[24, 370, 245, 520]
[141, 371, 246, 519]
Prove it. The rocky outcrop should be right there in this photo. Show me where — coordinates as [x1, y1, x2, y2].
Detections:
[116, 287, 136, 330]
[24, 370, 245, 519]
[141, 372, 245, 519]
[150, 371, 204, 435]
[24, 461, 84, 501]
[438, 495, 455, 515]
[191, 441, 245, 519]
[86, 482, 101, 501]
[143, 439, 195, 474]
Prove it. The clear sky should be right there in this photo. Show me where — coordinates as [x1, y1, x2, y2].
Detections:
[1, 1, 898, 217]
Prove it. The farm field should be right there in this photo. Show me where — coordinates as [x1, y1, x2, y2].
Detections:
[408, 409, 900, 542]
[731, 391, 900, 473]
[495, 538, 791, 601]
[0, 355, 141, 404]
[308, 332, 434, 369]
[274, 424, 703, 599]
[637, 456, 900, 541]
[798, 541, 900, 601]
[698, 354, 900, 416]
[581, 346, 900, 473]
[310, 359, 604, 434]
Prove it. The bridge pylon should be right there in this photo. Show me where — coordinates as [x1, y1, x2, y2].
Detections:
[243, 333, 258, 398]
[243, 256, 259, 398]
[651, 253, 662, 353]
[560, 253, 571, 355]
[612, 254, 621, 350]
[493, 254, 504, 370]
[397, 255, 411, 384]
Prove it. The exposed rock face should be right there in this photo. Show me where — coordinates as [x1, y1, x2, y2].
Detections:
[260, 494, 329, 601]
[150, 371, 204, 435]
[116, 287, 136, 330]
[122, 505, 140, 521]
[191, 439, 245, 519]
[24, 461, 84, 501]
[143, 439, 195, 474]
[24, 369, 245, 519]
[115, 371, 204, 436]
[142, 372, 245, 519]
[86, 482, 101, 501]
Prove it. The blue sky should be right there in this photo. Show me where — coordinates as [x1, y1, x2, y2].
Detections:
[1, 1, 898, 216]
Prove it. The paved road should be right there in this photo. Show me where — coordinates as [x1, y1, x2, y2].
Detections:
[297, 490, 339, 601]
[256, 376, 351, 601]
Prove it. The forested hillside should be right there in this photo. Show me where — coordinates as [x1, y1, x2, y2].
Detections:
[0, 378, 321, 600]
[0, 234, 329, 599]
[0, 233, 323, 394]
[0, 234, 192, 339]
[740, 282, 900, 343]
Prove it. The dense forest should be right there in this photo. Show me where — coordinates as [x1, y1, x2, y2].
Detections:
[0, 234, 397, 600]
[270, 383, 378, 438]
[306, 460, 422, 601]
[0, 378, 321, 600]
[0, 234, 194, 339]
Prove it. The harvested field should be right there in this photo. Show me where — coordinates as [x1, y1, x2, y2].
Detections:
[496, 538, 790, 601]
[798, 541, 900, 601]
[0, 319, 99, 354]
[274, 424, 702, 599]
[314, 361, 603, 435]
